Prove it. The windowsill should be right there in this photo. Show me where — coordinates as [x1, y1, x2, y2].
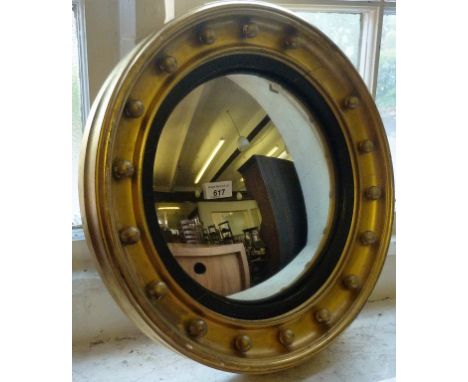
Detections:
[388, 234, 396, 256]
[72, 226, 85, 241]
[72, 232, 395, 341]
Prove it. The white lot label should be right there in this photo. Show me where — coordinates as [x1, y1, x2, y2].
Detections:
[202, 181, 232, 200]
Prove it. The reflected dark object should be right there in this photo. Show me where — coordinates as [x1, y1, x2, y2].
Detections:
[194, 262, 207, 274]
[218, 221, 234, 243]
[243, 227, 268, 285]
[238, 155, 307, 275]
[180, 219, 204, 244]
[207, 225, 222, 244]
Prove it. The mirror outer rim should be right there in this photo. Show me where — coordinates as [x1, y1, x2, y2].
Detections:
[79, 1, 394, 374]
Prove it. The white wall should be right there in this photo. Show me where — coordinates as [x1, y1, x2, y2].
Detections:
[84, 0, 120, 103]
[83, 0, 166, 104]
[198, 200, 260, 234]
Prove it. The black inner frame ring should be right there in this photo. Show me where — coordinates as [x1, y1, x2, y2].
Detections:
[142, 54, 354, 320]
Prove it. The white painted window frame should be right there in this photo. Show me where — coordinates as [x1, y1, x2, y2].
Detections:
[72, 0, 90, 128]
[72, 0, 90, 238]
[281, 0, 395, 97]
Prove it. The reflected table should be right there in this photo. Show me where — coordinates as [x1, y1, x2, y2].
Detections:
[167, 243, 250, 296]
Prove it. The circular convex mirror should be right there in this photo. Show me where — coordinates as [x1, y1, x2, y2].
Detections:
[153, 73, 334, 301]
[80, 2, 394, 374]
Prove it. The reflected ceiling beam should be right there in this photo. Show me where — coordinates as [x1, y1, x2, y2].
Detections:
[210, 115, 271, 182]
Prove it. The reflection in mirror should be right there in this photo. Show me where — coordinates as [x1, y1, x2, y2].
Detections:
[153, 74, 334, 300]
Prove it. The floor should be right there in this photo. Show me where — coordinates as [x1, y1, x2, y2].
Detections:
[73, 298, 395, 382]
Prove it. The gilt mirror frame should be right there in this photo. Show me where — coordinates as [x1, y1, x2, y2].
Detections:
[80, 1, 394, 374]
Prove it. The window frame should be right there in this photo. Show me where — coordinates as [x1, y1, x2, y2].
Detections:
[72, 0, 90, 126]
[281, 0, 395, 97]
[72, 0, 90, 239]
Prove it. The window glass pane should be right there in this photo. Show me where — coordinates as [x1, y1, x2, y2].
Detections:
[375, 14, 396, 162]
[294, 12, 361, 67]
[72, 6, 83, 227]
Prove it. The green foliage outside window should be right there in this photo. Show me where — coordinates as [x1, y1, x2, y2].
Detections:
[296, 12, 361, 67]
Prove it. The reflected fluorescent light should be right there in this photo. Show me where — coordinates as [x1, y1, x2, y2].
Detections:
[157, 206, 180, 211]
[194, 139, 225, 184]
[266, 145, 279, 157]
[240, 177, 244, 182]
[278, 150, 288, 159]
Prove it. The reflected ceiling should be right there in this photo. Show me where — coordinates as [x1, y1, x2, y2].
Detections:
[153, 76, 291, 192]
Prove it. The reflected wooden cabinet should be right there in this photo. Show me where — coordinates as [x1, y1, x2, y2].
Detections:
[238, 155, 307, 275]
[168, 243, 250, 296]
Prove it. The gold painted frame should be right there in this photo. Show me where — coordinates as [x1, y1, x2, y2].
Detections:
[80, 1, 394, 374]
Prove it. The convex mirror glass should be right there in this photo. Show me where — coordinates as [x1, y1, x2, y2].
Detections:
[152, 74, 335, 300]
